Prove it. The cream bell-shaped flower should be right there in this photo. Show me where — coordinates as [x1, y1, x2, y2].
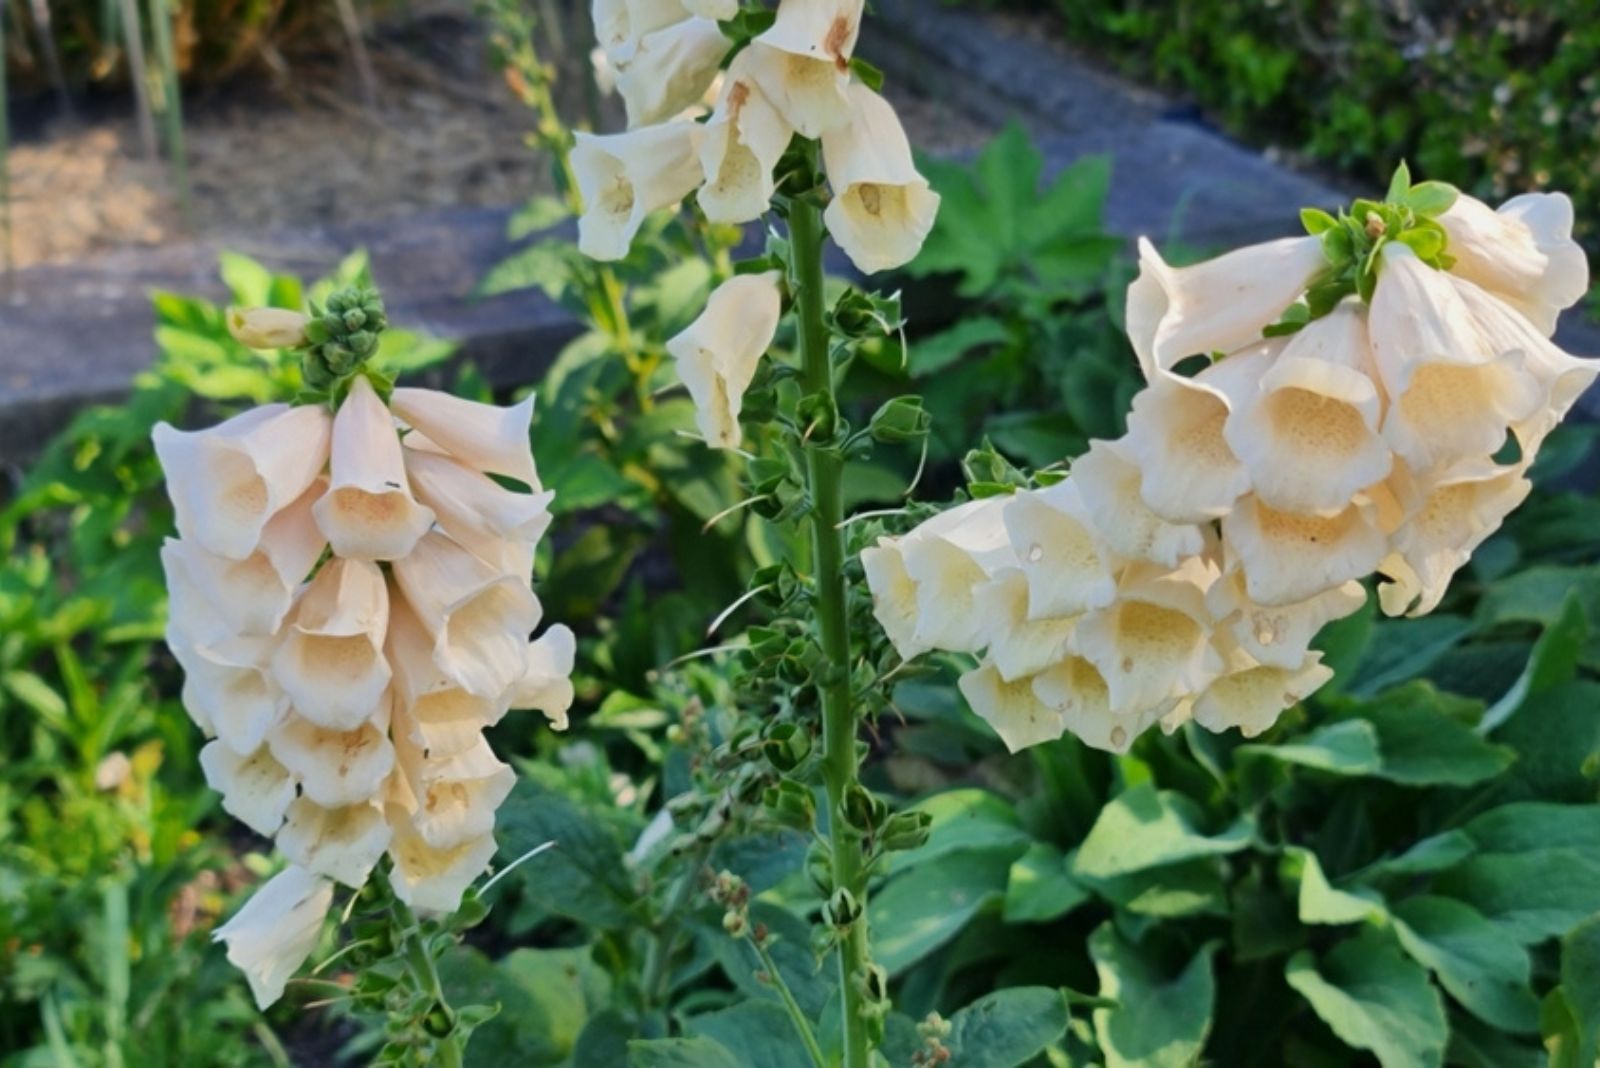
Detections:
[1069, 439, 1207, 567]
[267, 706, 396, 808]
[958, 660, 1066, 753]
[683, 0, 735, 17]
[594, 0, 689, 63]
[1206, 568, 1367, 670]
[1438, 191, 1589, 336]
[616, 18, 727, 128]
[313, 377, 434, 561]
[228, 307, 312, 350]
[1191, 641, 1332, 739]
[820, 82, 940, 274]
[1222, 494, 1388, 607]
[386, 595, 508, 758]
[666, 271, 784, 448]
[698, 56, 795, 224]
[1120, 344, 1272, 522]
[902, 496, 1017, 653]
[391, 531, 543, 698]
[168, 628, 287, 754]
[1369, 243, 1543, 470]
[199, 740, 297, 838]
[390, 388, 540, 489]
[276, 798, 392, 889]
[154, 404, 331, 560]
[745, 0, 862, 136]
[1376, 460, 1531, 618]
[1125, 234, 1327, 379]
[1002, 480, 1117, 620]
[571, 123, 705, 262]
[1454, 276, 1599, 450]
[395, 733, 517, 851]
[1072, 559, 1223, 716]
[861, 538, 924, 661]
[404, 447, 554, 556]
[1223, 303, 1392, 515]
[506, 624, 579, 731]
[271, 557, 393, 731]
[1032, 655, 1165, 755]
[970, 569, 1076, 682]
[387, 819, 499, 915]
[212, 865, 333, 1010]
[160, 481, 326, 638]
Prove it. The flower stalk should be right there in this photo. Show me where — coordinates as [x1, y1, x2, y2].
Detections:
[788, 166, 873, 1068]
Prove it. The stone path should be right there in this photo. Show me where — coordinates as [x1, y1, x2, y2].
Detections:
[3, 2, 1597, 459]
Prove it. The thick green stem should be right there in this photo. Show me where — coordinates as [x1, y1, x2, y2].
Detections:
[789, 180, 873, 1068]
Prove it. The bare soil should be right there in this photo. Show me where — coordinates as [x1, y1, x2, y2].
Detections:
[3, 9, 989, 270]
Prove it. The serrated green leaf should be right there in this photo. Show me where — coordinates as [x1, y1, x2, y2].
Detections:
[1286, 928, 1447, 1068]
[1090, 925, 1216, 1068]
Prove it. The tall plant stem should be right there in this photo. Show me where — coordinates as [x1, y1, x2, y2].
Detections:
[789, 164, 872, 1068]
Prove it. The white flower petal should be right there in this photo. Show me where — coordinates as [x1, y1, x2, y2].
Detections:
[958, 660, 1066, 753]
[388, 822, 498, 915]
[745, 0, 861, 135]
[387, 595, 508, 754]
[1380, 352, 1542, 472]
[1369, 242, 1501, 396]
[404, 446, 553, 565]
[1002, 481, 1118, 618]
[820, 83, 939, 273]
[169, 628, 287, 752]
[901, 496, 1016, 653]
[971, 569, 1076, 682]
[212, 865, 332, 1010]
[862, 538, 925, 661]
[698, 58, 794, 223]
[267, 707, 396, 808]
[1223, 494, 1388, 607]
[199, 740, 297, 837]
[1377, 460, 1531, 618]
[1032, 656, 1164, 754]
[666, 271, 784, 449]
[275, 798, 391, 889]
[227, 307, 310, 349]
[1439, 191, 1589, 336]
[1072, 562, 1221, 715]
[392, 532, 542, 698]
[1206, 568, 1367, 670]
[1068, 439, 1207, 566]
[313, 377, 434, 561]
[155, 404, 331, 560]
[1125, 234, 1326, 379]
[505, 624, 578, 731]
[570, 123, 705, 261]
[1192, 644, 1331, 738]
[270, 558, 392, 730]
[616, 18, 727, 128]
[390, 388, 540, 489]
[1224, 302, 1392, 515]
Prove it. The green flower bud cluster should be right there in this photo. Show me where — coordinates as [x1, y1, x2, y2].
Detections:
[301, 286, 390, 393]
[1270, 161, 1460, 336]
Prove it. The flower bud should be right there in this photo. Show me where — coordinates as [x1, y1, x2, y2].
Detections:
[228, 307, 312, 349]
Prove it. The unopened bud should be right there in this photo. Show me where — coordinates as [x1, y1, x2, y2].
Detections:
[227, 307, 311, 349]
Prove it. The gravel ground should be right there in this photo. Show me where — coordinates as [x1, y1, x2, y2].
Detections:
[2, 11, 989, 271]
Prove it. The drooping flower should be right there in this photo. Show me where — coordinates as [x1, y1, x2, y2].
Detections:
[390, 389, 540, 489]
[271, 557, 393, 731]
[1032, 655, 1163, 755]
[958, 660, 1067, 753]
[199, 741, 298, 837]
[571, 123, 705, 261]
[154, 404, 331, 560]
[1191, 642, 1332, 739]
[745, 0, 863, 136]
[1067, 440, 1206, 567]
[275, 798, 393, 889]
[1221, 302, 1391, 515]
[698, 56, 796, 224]
[313, 377, 435, 561]
[665, 271, 784, 448]
[1222, 494, 1388, 607]
[615, 18, 728, 128]
[1125, 234, 1327, 379]
[1000, 480, 1117, 620]
[820, 82, 940, 273]
[211, 866, 333, 1010]
[1436, 191, 1589, 336]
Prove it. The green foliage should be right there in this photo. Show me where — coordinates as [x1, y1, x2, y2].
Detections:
[1048, 1, 1600, 272]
